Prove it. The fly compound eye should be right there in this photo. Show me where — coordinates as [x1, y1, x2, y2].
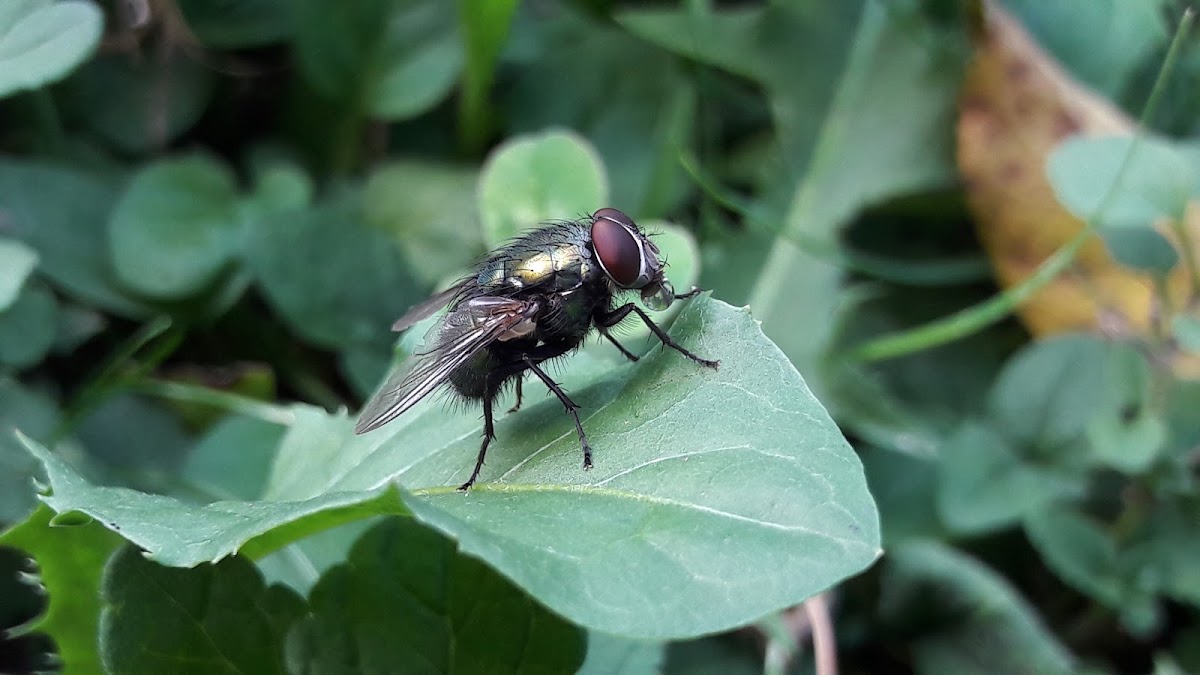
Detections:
[591, 208, 651, 288]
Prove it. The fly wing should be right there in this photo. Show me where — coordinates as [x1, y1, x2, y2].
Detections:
[390, 281, 467, 332]
[355, 296, 539, 434]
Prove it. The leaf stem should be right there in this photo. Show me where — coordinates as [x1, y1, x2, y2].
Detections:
[805, 594, 839, 675]
[129, 378, 295, 426]
[848, 6, 1196, 363]
[56, 316, 178, 440]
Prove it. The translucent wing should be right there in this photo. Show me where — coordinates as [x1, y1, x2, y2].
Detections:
[355, 296, 539, 433]
[390, 280, 468, 332]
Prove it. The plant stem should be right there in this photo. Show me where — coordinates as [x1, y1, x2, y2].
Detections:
[805, 594, 838, 675]
[130, 378, 295, 426]
[56, 316, 178, 440]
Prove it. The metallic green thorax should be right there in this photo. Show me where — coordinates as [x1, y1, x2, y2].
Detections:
[473, 220, 600, 294]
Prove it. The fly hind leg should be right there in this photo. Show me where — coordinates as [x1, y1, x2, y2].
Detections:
[459, 388, 499, 492]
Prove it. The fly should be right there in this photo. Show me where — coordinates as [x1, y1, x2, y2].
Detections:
[355, 208, 719, 490]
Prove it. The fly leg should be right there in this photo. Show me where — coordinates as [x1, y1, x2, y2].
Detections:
[597, 304, 720, 369]
[507, 377, 524, 413]
[599, 329, 639, 362]
[460, 385, 499, 492]
[521, 354, 593, 470]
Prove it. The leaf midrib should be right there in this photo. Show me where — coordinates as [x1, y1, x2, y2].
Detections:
[410, 482, 869, 548]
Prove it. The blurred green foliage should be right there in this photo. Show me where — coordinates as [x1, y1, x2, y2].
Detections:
[1, 0, 1200, 673]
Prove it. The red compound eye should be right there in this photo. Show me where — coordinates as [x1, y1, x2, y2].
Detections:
[591, 208, 646, 288]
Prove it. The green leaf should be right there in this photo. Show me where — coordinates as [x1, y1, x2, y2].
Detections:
[861, 446, 944, 546]
[1085, 344, 1164, 473]
[0, 161, 149, 317]
[1096, 225, 1180, 274]
[363, 161, 485, 286]
[1172, 313, 1200, 354]
[1025, 505, 1159, 633]
[0, 0, 103, 98]
[1124, 496, 1200, 609]
[622, 1, 960, 389]
[177, 0, 291, 48]
[100, 545, 305, 675]
[937, 421, 1084, 534]
[0, 237, 38, 311]
[1048, 135, 1197, 226]
[1003, 0, 1167, 98]
[987, 334, 1110, 455]
[247, 190, 424, 350]
[18, 298, 881, 639]
[0, 505, 124, 674]
[284, 517, 586, 674]
[75, 394, 191, 475]
[108, 154, 243, 300]
[478, 130, 608, 247]
[0, 378, 61, 522]
[182, 416, 285, 501]
[58, 52, 217, 154]
[292, 0, 462, 120]
[0, 281, 58, 369]
[578, 633, 663, 675]
[879, 541, 1077, 675]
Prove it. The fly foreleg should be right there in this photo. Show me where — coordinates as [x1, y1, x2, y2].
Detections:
[597, 303, 719, 369]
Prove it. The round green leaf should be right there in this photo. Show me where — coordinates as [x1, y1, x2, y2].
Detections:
[247, 191, 424, 350]
[937, 421, 1084, 535]
[0, 281, 58, 369]
[1098, 225, 1180, 274]
[0, 160, 149, 317]
[108, 154, 242, 299]
[0, 237, 38, 311]
[478, 130, 609, 247]
[293, 0, 461, 119]
[1172, 314, 1200, 354]
[59, 51, 216, 154]
[1024, 505, 1158, 633]
[1048, 135, 1198, 226]
[0, 0, 103, 98]
[363, 161, 484, 285]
